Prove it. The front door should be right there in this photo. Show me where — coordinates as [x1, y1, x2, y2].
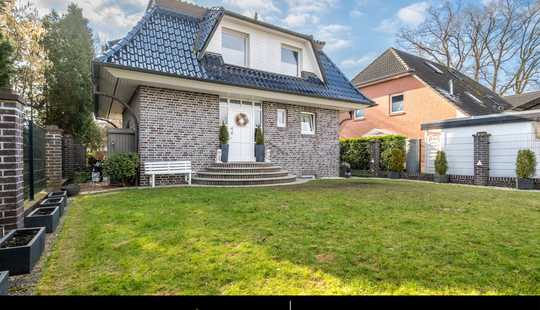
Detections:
[228, 101, 254, 161]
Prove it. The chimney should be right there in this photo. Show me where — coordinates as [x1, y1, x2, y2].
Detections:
[449, 79, 454, 96]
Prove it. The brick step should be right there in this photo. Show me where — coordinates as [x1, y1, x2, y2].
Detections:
[192, 175, 297, 186]
[205, 166, 283, 173]
[211, 162, 274, 168]
[196, 170, 289, 179]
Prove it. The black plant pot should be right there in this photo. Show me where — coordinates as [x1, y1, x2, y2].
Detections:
[25, 206, 60, 233]
[40, 197, 65, 217]
[516, 178, 535, 190]
[0, 227, 46, 275]
[388, 171, 401, 179]
[62, 183, 80, 197]
[434, 174, 449, 183]
[255, 144, 265, 162]
[0, 271, 8, 295]
[221, 144, 229, 162]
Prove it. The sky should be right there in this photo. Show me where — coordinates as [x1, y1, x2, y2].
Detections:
[28, 0, 481, 78]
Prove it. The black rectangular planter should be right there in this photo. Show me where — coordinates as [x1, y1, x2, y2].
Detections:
[388, 171, 401, 179]
[0, 271, 8, 295]
[25, 206, 60, 233]
[0, 227, 46, 276]
[434, 174, 449, 183]
[40, 196, 66, 217]
[516, 178, 535, 190]
[48, 190, 67, 201]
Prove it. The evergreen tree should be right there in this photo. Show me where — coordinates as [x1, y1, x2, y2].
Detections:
[42, 4, 101, 149]
[0, 31, 13, 89]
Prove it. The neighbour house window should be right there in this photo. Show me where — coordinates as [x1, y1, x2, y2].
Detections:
[300, 112, 315, 135]
[354, 109, 365, 120]
[222, 29, 248, 67]
[277, 109, 286, 127]
[390, 94, 404, 114]
[281, 45, 300, 77]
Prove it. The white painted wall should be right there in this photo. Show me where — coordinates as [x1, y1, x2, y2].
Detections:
[424, 121, 540, 177]
[205, 15, 323, 80]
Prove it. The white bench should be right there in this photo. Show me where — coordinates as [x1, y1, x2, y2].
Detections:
[144, 161, 192, 187]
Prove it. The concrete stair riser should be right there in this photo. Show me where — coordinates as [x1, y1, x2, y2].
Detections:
[196, 171, 289, 180]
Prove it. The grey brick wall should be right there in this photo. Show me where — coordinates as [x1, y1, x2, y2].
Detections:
[263, 102, 339, 177]
[0, 98, 24, 236]
[473, 132, 490, 186]
[45, 125, 63, 189]
[137, 86, 220, 185]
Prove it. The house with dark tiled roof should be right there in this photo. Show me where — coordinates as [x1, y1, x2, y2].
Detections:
[340, 48, 512, 140]
[94, 0, 373, 185]
[504, 91, 540, 111]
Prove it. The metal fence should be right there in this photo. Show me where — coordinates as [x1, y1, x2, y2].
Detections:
[23, 120, 47, 200]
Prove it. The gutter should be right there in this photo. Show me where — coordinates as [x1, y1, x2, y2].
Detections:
[94, 61, 374, 107]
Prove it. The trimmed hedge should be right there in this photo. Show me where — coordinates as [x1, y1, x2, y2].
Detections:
[340, 135, 406, 170]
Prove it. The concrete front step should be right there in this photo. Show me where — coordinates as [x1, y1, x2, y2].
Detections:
[206, 166, 283, 173]
[211, 162, 274, 168]
[192, 175, 297, 186]
[196, 170, 289, 179]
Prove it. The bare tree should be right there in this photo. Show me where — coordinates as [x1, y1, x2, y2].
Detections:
[398, 1, 470, 71]
[397, 0, 540, 95]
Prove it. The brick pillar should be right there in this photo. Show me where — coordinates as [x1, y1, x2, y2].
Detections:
[473, 132, 490, 186]
[62, 133, 74, 179]
[370, 140, 381, 176]
[0, 92, 25, 236]
[46, 125, 63, 189]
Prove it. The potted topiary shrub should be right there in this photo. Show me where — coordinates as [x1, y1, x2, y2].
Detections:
[434, 151, 449, 183]
[385, 147, 405, 179]
[25, 206, 60, 233]
[219, 122, 229, 162]
[254, 126, 265, 162]
[0, 227, 46, 275]
[515, 149, 536, 190]
[0, 271, 8, 295]
[102, 153, 139, 187]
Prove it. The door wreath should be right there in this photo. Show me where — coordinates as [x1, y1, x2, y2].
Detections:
[235, 113, 249, 127]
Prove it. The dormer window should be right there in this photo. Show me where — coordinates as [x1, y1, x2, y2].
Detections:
[222, 28, 248, 67]
[281, 45, 300, 77]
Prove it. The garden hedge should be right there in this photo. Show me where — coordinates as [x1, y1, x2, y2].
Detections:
[340, 135, 406, 170]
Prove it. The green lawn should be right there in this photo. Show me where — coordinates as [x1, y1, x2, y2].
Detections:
[38, 179, 540, 295]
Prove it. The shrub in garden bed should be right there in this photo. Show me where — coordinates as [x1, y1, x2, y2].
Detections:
[0, 271, 8, 295]
[515, 149, 536, 190]
[25, 206, 60, 233]
[0, 227, 45, 275]
[340, 135, 406, 170]
[384, 147, 405, 179]
[102, 152, 139, 186]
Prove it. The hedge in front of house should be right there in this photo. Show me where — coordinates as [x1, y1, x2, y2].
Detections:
[340, 135, 406, 170]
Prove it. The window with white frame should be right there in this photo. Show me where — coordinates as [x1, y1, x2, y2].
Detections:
[222, 29, 248, 67]
[300, 112, 315, 135]
[277, 109, 286, 127]
[390, 94, 404, 114]
[281, 45, 300, 76]
[219, 98, 228, 124]
[354, 109, 365, 119]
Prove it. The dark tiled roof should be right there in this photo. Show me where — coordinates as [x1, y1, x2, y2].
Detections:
[504, 91, 540, 111]
[352, 49, 410, 86]
[97, 6, 371, 105]
[352, 48, 513, 116]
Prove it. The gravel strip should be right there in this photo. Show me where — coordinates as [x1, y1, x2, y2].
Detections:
[7, 199, 72, 295]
